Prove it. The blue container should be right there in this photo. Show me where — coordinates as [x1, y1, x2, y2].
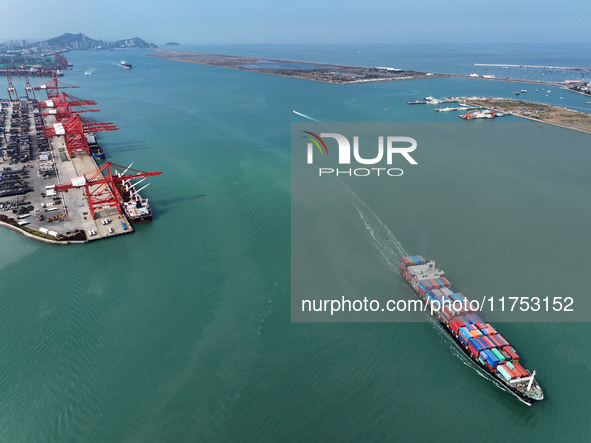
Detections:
[459, 328, 471, 338]
[484, 349, 500, 364]
[469, 338, 485, 352]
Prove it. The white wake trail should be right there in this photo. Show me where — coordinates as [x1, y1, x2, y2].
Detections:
[292, 110, 321, 122]
[339, 180, 408, 272]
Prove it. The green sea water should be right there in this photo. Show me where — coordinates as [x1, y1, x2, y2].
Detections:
[1, 47, 590, 441]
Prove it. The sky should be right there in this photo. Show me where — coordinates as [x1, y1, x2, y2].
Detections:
[0, 0, 590, 45]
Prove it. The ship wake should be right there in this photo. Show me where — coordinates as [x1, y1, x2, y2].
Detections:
[340, 181, 408, 272]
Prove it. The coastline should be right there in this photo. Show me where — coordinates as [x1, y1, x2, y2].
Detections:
[147, 49, 561, 86]
[456, 96, 591, 135]
[0, 219, 72, 245]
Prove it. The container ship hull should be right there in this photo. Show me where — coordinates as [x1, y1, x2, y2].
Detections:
[114, 177, 153, 224]
[120, 60, 132, 70]
[400, 256, 543, 404]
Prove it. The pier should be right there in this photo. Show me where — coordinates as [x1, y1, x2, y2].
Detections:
[0, 75, 161, 244]
[452, 96, 591, 134]
[473, 63, 591, 71]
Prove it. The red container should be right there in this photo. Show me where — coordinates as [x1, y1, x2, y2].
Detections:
[449, 321, 462, 334]
[456, 318, 467, 327]
[503, 346, 519, 362]
[419, 288, 426, 296]
[513, 362, 529, 378]
[468, 342, 479, 357]
[440, 277, 451, 287]
[404, 271, 411, 280]
[399, 264, 407, 273]
[484, 324, 497, 335]
[499, 364, 517, 379]
[402, 257, 411, 265]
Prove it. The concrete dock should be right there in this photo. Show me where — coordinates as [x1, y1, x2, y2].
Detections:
[0, 99, 133, 243]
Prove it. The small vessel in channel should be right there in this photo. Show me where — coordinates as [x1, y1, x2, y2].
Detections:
[120, 60, 132, 69]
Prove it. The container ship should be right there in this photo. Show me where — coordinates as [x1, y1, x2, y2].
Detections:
[120, 60, 132, 70]
[400, 255, 543, 404]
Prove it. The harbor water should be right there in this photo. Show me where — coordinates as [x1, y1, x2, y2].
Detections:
[0, 44, 590, 441]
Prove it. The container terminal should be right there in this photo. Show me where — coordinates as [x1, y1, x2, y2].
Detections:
[401, 256, 543, 404]
[0, 73, 162, 244]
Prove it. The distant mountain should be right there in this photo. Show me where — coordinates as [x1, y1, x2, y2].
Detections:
[36, 33, 157, 50]
[113, 37, 158, 49]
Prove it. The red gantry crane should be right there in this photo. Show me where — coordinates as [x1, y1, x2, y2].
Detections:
[55, 162, 162, 218]
[34, 72, 78, 98]
[37, 76, 118, 156]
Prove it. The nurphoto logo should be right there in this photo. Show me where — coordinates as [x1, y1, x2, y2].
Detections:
[303, 131, 418, 177]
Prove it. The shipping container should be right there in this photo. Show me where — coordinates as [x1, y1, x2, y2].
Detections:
[491, 348, 505, 361]
[483, 349, 500, 364]
[450, 321, 463, 334]
[488, 335, 502, 348]
[470, 337, 487, 352]
[494, 334, 509, 347]
[497, 365, 512, 381]
[480, 336, 495, 349]
[440, 287, 453, 296]
[512, 362, 529, 378]
[503, 346, 519, 362]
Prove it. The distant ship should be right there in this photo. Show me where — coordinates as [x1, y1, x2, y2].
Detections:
[120, 60, 132, 70]
[460, 109, 496, 119]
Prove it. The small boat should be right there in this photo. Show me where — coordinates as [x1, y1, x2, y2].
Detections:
[120, 60, 132, 70]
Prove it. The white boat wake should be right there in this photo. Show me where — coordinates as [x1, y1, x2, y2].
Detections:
[292, 110, 321, 122]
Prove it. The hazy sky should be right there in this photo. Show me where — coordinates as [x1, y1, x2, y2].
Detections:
[1, 0, 589, 44]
